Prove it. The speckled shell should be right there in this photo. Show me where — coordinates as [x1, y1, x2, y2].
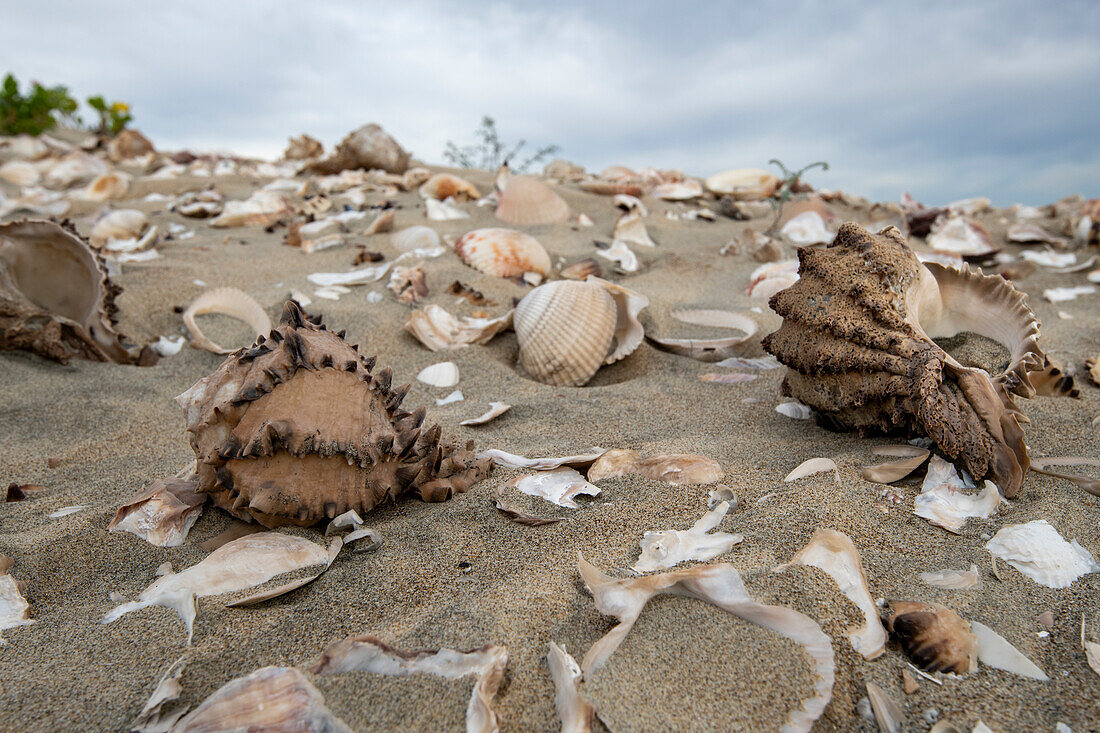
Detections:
[455, 228, 551, 278]
[885, 601, 977, 675]
[762, 223, 1045, 496]
[419, 173, 480, 202]
[514, 280, 617, 386]
[0, 219, 129, 363]
[495, 176, 570, 226]
[175, 301, 492, 527]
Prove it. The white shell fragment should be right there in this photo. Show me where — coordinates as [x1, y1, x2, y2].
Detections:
[547, 642, 594, 733]
[920, 565, 982, 590]
[631, 500, 743, 572]
[182, 287, 272, 354]
[460, 402, 512, 427]
[577, 554, 834, 732]
[970, 621, 1050, 681]
[108, 477, 205, 547]
[312, 635, 508, 733]
[984, 520, 1100, 588]
[779, 529, 886, 660]
[913, 456, 1006, 533]
[416, 361, 459, 388]
[103, 533, 341, 643]
[784, 458, 840, 483]
[0, 559, 33, 645]
[509, 467, 601, 509]
[404, 305, 513, 351]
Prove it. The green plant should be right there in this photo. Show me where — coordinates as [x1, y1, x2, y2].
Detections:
[443, 116, 560, 173]
[0, 73, 79, 136]
[767, 158, 830, 233]
[87, 95, 132, 136]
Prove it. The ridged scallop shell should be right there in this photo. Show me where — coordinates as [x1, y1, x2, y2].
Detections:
[885, 601, 977, 675]
[390, 225, 440, 253]
[0, 219, 129, 363]
[419, 173, 480, 202]
[762, 223, 1045, 496]
[175, 301, 492, 527]
[495, 175, 570, 226]
[90, 209, 149, 247]
[455, 228, 551, 278]
[705, 168, 781, 199]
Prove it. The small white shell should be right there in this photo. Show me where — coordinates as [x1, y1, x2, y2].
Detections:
[705, 168, 780, 199]
[90, 209, 149, 247]
[416, 361, 459, 388]
[495, 174, 570, 225]
[455, 228, 551, 278]
[514, 280, 617, 386]
[390, 225, 440, 253]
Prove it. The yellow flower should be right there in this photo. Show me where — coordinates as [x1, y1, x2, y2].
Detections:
[110, 101, 129, 113]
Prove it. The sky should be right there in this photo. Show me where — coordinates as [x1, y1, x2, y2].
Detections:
[3, 0, 1098, 205]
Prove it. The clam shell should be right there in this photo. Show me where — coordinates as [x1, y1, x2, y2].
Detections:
[514, 280, 617, 386]
[419, 173, 480, 202]
[391, 225, 440, 253]
[705, 168, 780, 199]
[495, 175, 570, 226]
[90, 209, 149, 247]
[455, 228, 551, 278]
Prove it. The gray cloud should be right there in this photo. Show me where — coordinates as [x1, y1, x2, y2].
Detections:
[2, 0, 1097, 204]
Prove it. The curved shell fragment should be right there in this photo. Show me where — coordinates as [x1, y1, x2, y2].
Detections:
[182, 287, 271, 354]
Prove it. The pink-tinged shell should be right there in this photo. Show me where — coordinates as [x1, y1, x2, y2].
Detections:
[455, 228, 551, 278]
[419, 173, 481, 202]
[495, 176, 570, 226]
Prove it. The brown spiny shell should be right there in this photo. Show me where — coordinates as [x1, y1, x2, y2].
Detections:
[306, 123, 410, 175]
[762, 223, 1044, 496]
[0, 219, 129, 364]
[176, 301, 491, 527]
[884, 601, 977, 675]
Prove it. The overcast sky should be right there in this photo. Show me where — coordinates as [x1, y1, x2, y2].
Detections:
[4, 1, 1098, 205]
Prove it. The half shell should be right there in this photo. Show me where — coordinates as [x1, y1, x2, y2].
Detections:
[0, 219, 129, 363]
[455, 228, 551, 278]
[495, 172, 570, 226]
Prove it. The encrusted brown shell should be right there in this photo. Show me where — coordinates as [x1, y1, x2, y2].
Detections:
[176, 301, 492, 527]
[0, 219, 129, 364]
[762, 223, 1044, 496]
[884, 600, 977, 675]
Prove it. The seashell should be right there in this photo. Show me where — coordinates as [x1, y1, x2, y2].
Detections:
[705, 168, 781, 199]
[77, 171, 131, 202]
[0, 160, 40, 187]
[984, 519, 1099, 588]
[174, 190, 224, 218]
[632, 500, 742, 572]
[211, 190, 291, 228]
[391, 225, 440, 253]
[613, 209, 656, 247]
[455, 228, 551, 278]
[306, 122, 410, 175]
[404, 304, 513, 351]
[176, 301, 492, 526]
[282, 133, 324, 160]
[495, 169, 570, 225]
[417, 361, 459, 388]
[560, 257, 602, 281]
[762, 223, 1047, 496]
[426, 196, 470, 220]
[651, 179, 703, 200]
[182, 287, 271, 354]
[90, 209, 148, 247]
[0, 219, 130, 363]
[419, 173, 480, 202]
[107, 129, 154, 161]
[884, 600, 978, 674]
[926, 215, 998, 257]
[43, 152, 107, 189]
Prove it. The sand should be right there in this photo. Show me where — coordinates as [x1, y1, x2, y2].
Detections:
[1, 158, 1098, 732]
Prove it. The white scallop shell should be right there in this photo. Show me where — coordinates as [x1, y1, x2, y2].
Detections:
[90, 209, 149, 247]
[390, 226, 440, 253]
[455, 228, 551, 278]
[495, 175, 569, 226]
[704, 168, 780, 199]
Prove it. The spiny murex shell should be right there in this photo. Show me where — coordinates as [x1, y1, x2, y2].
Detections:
[762, 223, 1044, 496]
[0, 219, 129, 364]
[176, 300, 492, 527]
[514, 276, 647, 386]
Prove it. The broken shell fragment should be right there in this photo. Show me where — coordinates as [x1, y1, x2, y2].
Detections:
[705, 168, 781, 200]
[494, 171, 569, 226]
[587, 449, 723, 485]
[182, 287, 271, 354]
[108, 476, 206, 547]
[420, 173, 480, 202]
[0, 219, 130, 363]
[455, 228, 551, 279]
[404, 304, 513, 351]
[631, 500, 742, 572]
[984, 519, 1100, 588]
[884, 601, 977, 675]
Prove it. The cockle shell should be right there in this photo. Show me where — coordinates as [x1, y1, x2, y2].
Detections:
[884, 600, 977, 675]
[513, 277, 647, 386]
[705, 168, 781, 199]
[306, 122, 410, 175]
[391, 225, 441, 253]
[455, 228, 551, 279]
[90, 209, 148, 247]
[762, 223, 1045, 496]
[419, 173, 480, 202]
[175, 300, 492, 526]
[0, 219, 130, 363]
[495, 172, 570, 226]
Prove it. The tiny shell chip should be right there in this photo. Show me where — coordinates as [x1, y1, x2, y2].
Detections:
[455, 228, 551, 278]
[885, 600, 977, 675]
[704, 168, 781, 199]
[416, 361, 459, 388]
[391, 225, 441, 253]
[984, 519, 1100, 588]
[495, 175, 570, 225]
[419, 173, 480, 202]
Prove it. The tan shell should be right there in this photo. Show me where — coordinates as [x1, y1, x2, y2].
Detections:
[419, 173, 480, 202]
[282, 133, 324, 160]
[495, 174, 570, 226]
[107, 129, 154, 161]
[705, 168, 781, 199]
[762, 223, 1044, 496]
[885, 600, 977, 675]
[455, 228, 551, 278]
[306, 123, 410, 175]
[90, 209, 148, 247]
[176, 300, 492, 527]
[0, 219, 129, 363]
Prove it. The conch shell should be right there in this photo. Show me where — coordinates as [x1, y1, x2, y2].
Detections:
[514, 277, 647, 386]
[762, 223, 1044, 496]
[0, 220, 129, 363]
[176, 300, 492, 527]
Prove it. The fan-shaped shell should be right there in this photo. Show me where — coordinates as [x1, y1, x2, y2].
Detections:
[455, 228, 551, 278]
[175, 301, 492, 527]
[90, 209, 149, 247]
[514, 280, 617, 386]
[705, 168, 781, 199]
[0, 219, 129, 363]
[495, 175, 570, 226]
[419, 173, 480, 202]
[762, 223, 1044, 496]
[391, 225, 441, 253]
